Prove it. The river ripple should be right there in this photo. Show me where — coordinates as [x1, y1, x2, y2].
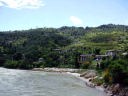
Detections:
[0, 68, 107, 96]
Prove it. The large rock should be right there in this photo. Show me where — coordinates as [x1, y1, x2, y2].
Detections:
[80, 70, 97, 78]
[85, 81, 95, 88]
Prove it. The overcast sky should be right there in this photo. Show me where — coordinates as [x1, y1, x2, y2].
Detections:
[0, 0, 128, 31]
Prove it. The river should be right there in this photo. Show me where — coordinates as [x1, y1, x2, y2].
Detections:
[0, 68, 107, 96]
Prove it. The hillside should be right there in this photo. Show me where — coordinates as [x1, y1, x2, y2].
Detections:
[0, 24, 128, 87]
[0, 24, 128, 68]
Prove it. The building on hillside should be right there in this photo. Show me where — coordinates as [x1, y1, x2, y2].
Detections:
[38, 58, 44, 62]
[95, 55, 108, 60]
[53, 48, 62, 53]
[122, 52, 128, 56]
[78, 54, 93, 63]
[106, 50, 116, 56]
[106, 50, 122, 57]
[95, 55, 109, 68]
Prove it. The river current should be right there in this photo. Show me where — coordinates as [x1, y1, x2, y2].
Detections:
[0, 68, 107, 96]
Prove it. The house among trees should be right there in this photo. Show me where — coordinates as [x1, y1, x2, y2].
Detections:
[52, 48, 62, 53]
[106, 50, 122, 57]
[78, 54, 92, 63]
[38, 58, 44, 63]
[95, 55, 108, 60]
[78, 50, 123, 65]
[122, 52, 128, 56]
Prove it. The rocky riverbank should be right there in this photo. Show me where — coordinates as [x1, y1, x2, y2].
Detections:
[33, 68, 106, 91]
[79, 70, 128, 96]
[104, 84, 128, 96]
[67, 70, 128, 96]
[33, 68, 106, 92]
[32, 68, 128, 96]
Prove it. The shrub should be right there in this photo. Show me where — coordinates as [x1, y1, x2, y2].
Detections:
[4, 60, 19, 69]
[92, 77, 104, 86]
[103, 69, 112, 84]
[4, 60, 34, 69]
[18, 60, 33, 69]
[81, 61, 91, 69]
[105, 59, 128, 86]
[109, 63, 125, 84]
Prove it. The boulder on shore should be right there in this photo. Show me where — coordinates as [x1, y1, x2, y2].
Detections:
[80, 70, 97, 78]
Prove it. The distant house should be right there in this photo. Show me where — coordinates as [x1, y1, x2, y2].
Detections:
[95, 55, 108, 68]
[38, 58, 44, 62]
[106, 50, 122, 57]
[53, 48, 62, 53]
[78, 54, 92, 63]
[122, 52, 128, 56]
[95, 55, 108, 60]
[106, 50, 116, 56]
[77, 49, 123, 67]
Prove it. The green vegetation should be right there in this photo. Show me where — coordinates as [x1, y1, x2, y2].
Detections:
[0, 24, 128, 85]
[102, 55, 128, 86]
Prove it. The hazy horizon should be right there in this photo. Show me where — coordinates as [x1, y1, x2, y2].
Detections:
[0, 23, 128, 32]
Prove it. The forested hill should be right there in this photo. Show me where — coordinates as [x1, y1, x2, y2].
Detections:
[0, 28, 72, 65]
[0, 24, 128, 69]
